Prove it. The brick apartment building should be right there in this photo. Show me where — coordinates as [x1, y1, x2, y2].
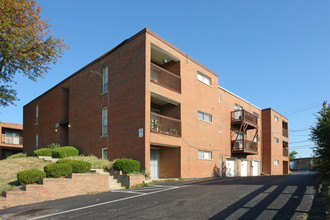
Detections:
[23, 28, 289, 178]
[0, 122, 23, 159]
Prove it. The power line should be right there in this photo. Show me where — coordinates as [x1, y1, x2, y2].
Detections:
[289, 140, 312, 144]
[282, 101, 323, 115]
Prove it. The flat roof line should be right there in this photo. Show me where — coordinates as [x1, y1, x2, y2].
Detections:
[218, 86, 261, 110]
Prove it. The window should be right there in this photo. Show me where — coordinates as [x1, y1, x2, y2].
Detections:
[274, 115, 279, 122]
[219, 124, 222, 133]
[274, 160, 279, 165]
[197, 72, 211, 86]
[102, 66, 108, 93]
[274, 137, 279, 144]
[102, 108, 108, 136]
[36, 105, 39, 124]
[218, 94, 221, 103]
[198, 111, 212, 123]
[198, 150, 212, 160]
[102, 148, 108, 160]
[36, 133, 38, 150]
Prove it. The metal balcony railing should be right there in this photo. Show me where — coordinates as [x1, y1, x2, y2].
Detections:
[1, 134, 23, 145]
[231, 139, 258, 155]
[283, 147, 289, 157]
[150, 63, 181, 93]
[231, 110, 258, 128]
[150, 112, 181, 137]
[283, 128, 288, 137]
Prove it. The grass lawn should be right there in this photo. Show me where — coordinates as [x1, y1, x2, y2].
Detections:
[0, 157, 53, 195]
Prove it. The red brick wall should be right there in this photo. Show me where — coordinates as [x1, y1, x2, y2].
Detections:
[262, 108, 289, 175]
[0, 173, 109, 208]
[262, 109, 272, 174]
[23, 86, 69, 155]
[160, 147, 181, 178]
[68, 33, 146, 162]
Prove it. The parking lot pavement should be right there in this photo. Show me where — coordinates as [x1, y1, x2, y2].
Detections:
[0, 174, 324, 220]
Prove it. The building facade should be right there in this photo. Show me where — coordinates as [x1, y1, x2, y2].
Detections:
[262, 108, 289, 175]
[23, 28, 289, 178]
[0, 122, 23, 159]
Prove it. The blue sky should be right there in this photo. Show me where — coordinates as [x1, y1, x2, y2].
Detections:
[1, 0, 329, 158]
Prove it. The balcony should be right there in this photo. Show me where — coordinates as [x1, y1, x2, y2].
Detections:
[283, 141, 288, 157]
[283, 147, 289, 157]
[282, 128, 288, 137]
[150, 112, 181, 137]
[282, 121, 288, 137]
[231, 110, 258, 129]
[1, 134, 23, 145]
[231, 139, 258, 155]
[151, 63, 181, 93]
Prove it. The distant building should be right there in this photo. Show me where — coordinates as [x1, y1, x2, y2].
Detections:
[290, 157, 315, 171]
[0, 121, 23, 159]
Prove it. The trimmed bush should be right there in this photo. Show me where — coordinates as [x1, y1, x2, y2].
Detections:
[51, 146, 79, 158]
[44, 163, 72, 178]
[17, 169, 46, 185]
[113, 158, 140, 174]
[57, 159, 91, 173]
[47, 143, 61, 149]
[6, 153, 27, 159]
[34, 148, 53, 156]
[67, 155, 114, 169]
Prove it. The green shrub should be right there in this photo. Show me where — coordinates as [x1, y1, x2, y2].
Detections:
[34, 148, 53, 156]
[51, 146, 79, 158]
[47, 143, 61, 149]
[44, 163, 72, 178]
[17, 169, 46, 185]
[113, 158, 140, 174]
[57, 159, 91, 173]
[6, 153, 27, 159]
[67, 155, 114, 169]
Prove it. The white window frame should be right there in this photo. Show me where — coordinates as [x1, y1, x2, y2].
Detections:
[219, 124, 222, 133]
[274, 160, 279, 165]
[102, 107, 108, 137]
[36, 105, 39, 124]
[36, 133, 38, 149]
[198, 150, 212, 160]
[218, 94, 221, 103]
[274, 115, 279, 122]
[102, 66, 108, 93]
[274, 137, 279, 144]
[102, 147, 108, 160]
[197, 72, 211, 86]
[198, 111, 212, 123]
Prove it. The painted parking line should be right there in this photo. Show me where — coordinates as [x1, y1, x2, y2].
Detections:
[30, 185, 188, 220]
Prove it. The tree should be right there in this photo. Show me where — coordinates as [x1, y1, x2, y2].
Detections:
[310, 101, 330, 174]
[0, 0, 69, 106]
[289, 150, 298, 160]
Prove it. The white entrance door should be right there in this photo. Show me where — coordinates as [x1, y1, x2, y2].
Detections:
[226, 159, 235, 177]
[252, 161, 259, 176]
[241, 160, 248, 177]
[150, 149, 160, 178]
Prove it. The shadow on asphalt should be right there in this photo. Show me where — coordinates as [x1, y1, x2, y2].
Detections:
[185, 174, 325, 220]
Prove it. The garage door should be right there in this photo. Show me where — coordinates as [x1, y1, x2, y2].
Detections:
[241, 160, 248, 177]
[252, 160, 259, 176]
[226, 159, 235, 177]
